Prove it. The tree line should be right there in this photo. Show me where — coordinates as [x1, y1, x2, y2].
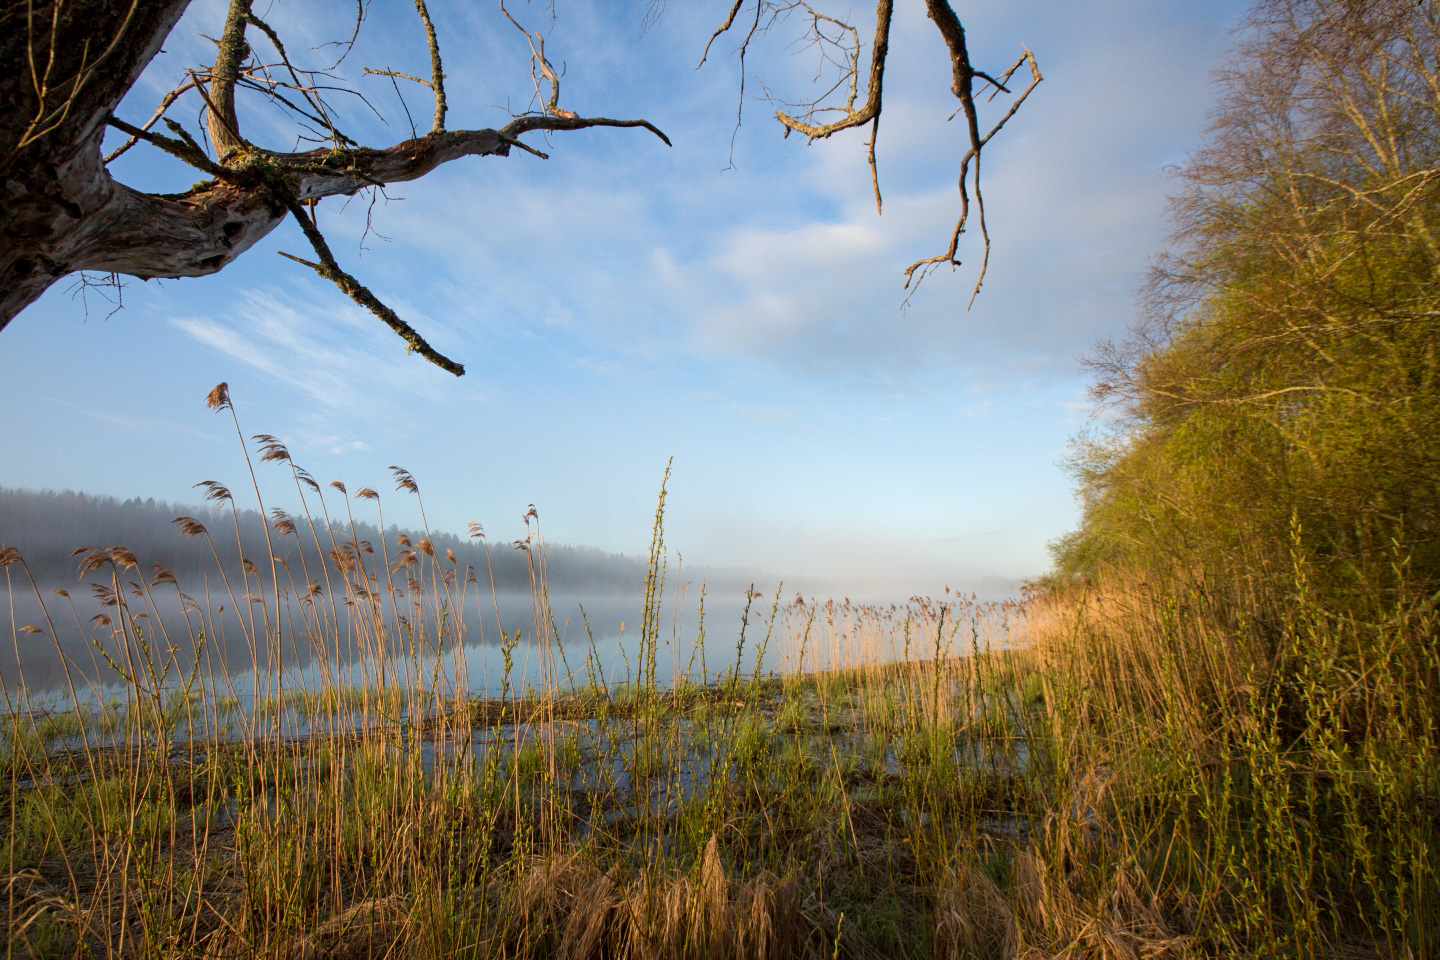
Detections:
[1051, 0, 1440, 636]
[0, 485, 657, 594]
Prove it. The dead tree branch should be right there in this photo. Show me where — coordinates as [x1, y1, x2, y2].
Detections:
[277, 195, 463, 375]
[705, 0, 1041, 304]
[904, 42, 1042, 305]
[500, 2, 572, 118]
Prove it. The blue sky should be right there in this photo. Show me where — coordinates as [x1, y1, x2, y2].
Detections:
[0, 0, 1250, 597]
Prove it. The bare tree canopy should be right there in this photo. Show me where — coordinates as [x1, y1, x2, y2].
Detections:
[1, 0, 1039, 375]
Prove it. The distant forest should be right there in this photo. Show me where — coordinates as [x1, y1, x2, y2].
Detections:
[0, 485, 663, 594]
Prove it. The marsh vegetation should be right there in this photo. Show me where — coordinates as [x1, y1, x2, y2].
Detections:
[1, 401, 1435, 957]
[6, 0, 1440, 955]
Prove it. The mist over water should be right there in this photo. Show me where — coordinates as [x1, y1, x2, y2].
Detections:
[3, 575, 1024, 714]
[1, 484, 1024, 709]
[2, 585, 752, 701]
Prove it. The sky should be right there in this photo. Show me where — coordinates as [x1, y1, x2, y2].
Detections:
[0, 0, 1252, 599]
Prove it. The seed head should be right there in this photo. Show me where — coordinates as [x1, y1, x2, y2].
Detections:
[77, 548, 112, 575]
[205, 382, 232, 411]
[254, 434, 291, 462]
[173, 517, 209, 539]
[271, 509, 297, 536]
[389, 466, 419, 494]
[195, 481, 232, 504]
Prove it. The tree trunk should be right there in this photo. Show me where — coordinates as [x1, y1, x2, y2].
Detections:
[2, 0, 195, 328]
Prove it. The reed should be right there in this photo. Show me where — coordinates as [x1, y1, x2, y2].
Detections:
[1, 386, 1434, 958]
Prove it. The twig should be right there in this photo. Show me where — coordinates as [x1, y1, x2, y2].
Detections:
[246, 10, 352, 147]
[104, 78, 200, 163]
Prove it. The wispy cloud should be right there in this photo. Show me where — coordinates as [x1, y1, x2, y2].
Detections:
[48, 397, 224, 446]
[168, 285, 478, 450]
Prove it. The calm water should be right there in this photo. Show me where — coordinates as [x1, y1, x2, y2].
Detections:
[1, 582, 778, 706]
[4, 566, 1022, 721]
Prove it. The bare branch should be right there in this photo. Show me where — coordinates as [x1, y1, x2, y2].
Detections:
[773, 1, 891, 142]
[319, 0, 369, 71]
[903, 43, 1042, 305]
[64, 271, 126, 322]
[502, 114, 671, 148]
[412, 0, 446, 133]
[245, 11, 352, 147]
[234, 75, 342, 136]
[364, 68, 433, 90]
[500, 2, 571, 118]
[278, 194, 463, 376]
[707, 1, 1040, 304]
[704, 0, 771, 166]
[700, 0, 748, 68]
[104, 77, 199, 163]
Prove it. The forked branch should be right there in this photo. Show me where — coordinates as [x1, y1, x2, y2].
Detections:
[905, 42, 1042, 305]
[500, 1, 573, 118]
[773, 1, 892, 142]
[705, 0, 1041, 304]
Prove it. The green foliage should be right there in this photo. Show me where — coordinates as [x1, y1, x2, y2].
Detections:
[1056, 0, 1440, 626]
